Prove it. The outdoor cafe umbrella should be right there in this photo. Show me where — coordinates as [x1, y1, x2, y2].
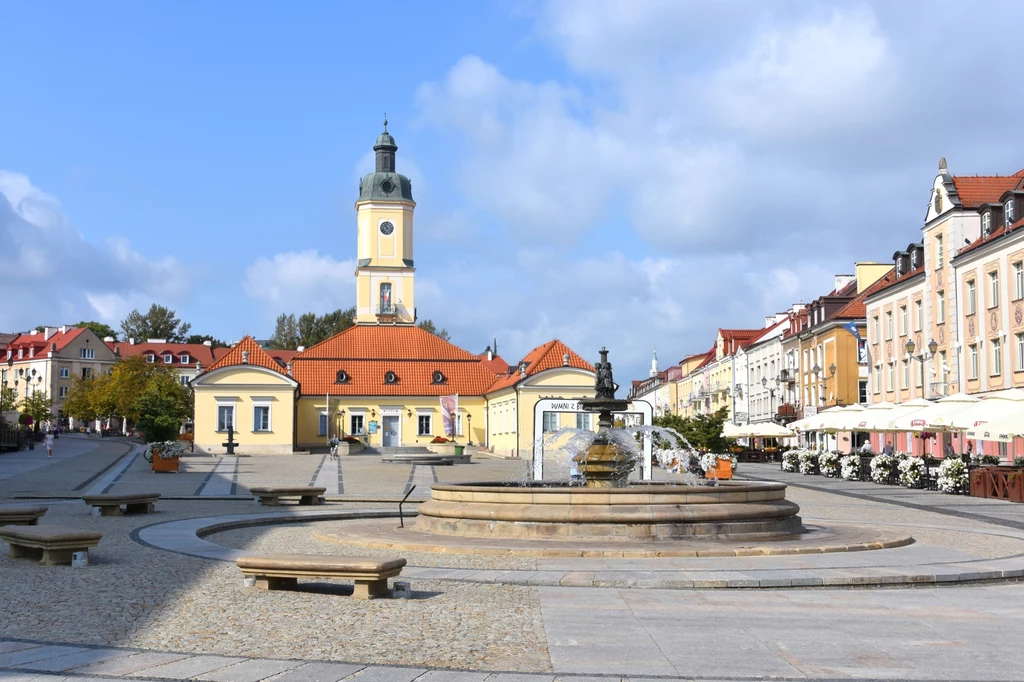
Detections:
[966, 411, 1024, 442]
[851, 398, 932, 432]
[890, 392, 980, 432]
[820, 404, 867, 432]
[790, 407, 848, 433]
[947, 388, 1024, 431]
[721, 421, 795, 439]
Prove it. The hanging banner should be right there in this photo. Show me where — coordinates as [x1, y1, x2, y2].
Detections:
[440, 394, 458, 437]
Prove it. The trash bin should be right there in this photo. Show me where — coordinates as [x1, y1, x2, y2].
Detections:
[454, 445, 465, 456]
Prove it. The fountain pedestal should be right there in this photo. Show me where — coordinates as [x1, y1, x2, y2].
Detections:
[571, 398, 632, 488]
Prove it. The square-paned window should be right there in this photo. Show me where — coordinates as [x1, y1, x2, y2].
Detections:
[253, 405, 271, 431]
[59, 367, 69, 378]
[217, 405, 235, 432]
[418, 414, 431, 436]
[1015, 262, 1024, 301]
[59, 386, 69, 398]
[542, 412, 559, 432]
[576, 413, 592, 430]
[969, 345, 979, 380]
[181, 354, 190, 365]
[163, 353, 173, 364]
[936, 235, 944, 268]
[81, 367, 92, 379]
[1016, 333, 1024, 372]
[983, 212, 992, 235]
[902, 360, 910, 387]
[967, 280, 977, 315]
[146, 354, 155, 363]
[1006, 199, 1015, 226]
[350, 414, 365, 435]
[858, 380, 868, 404]
[914, 300, 923, 331]
[79, 348, 95, 359]
[992, 339, 1002, 376]
[989, 272, 1000, 308]
[899, 306, 907, 335]
[873, 365, 881, 393]
[937, 291, 946, 323]
[885, 312, 893, 340]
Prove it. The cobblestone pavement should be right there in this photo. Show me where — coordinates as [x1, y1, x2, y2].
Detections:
[6, 441, 1024, 679]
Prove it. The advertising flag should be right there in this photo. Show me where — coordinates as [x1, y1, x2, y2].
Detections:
[440, 394, 458, 437]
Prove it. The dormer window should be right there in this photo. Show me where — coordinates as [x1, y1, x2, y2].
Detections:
[1006, 200, 1015, 226]
[910, 250, 918, 268]
[895, 259, 902, 277]
[982, 212, 992, 236]
[163, 353, 173, 364]
[432, 370, 446, 384]
[181, 354, 190, 365]
[384, 370, 398, 384]
[335, 369, 350, 384]
[146, 354, 155, 363]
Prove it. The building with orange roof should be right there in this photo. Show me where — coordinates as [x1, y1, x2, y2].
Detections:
[106, 338, 232, 387]
[3, 325, 117, 428]
[190, 123, 596, 457]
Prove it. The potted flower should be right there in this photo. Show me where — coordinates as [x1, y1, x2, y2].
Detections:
[145, 440, 185, 473]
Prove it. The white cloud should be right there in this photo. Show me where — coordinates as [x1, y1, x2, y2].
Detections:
[0, 171, 193, 332]
[243, 250, 357, 316]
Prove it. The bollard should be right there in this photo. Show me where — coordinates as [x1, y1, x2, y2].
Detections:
[393, 581, 412, 598]
[71, 551, 89, 568]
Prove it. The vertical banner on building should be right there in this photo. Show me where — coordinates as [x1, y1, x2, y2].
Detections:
[440, 394, 458, 437]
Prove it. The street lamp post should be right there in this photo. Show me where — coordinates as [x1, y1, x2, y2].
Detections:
[761, 376, 781, 418]
[467, 412, 473, 445]
[905, 338, 938, 400]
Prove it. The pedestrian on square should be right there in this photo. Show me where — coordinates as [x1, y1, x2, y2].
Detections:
[44, 431, 54, 458]
[329, 436, 340, 460]
[883, 441, 893, 456]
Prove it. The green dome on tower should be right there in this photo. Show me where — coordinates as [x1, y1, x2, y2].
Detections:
[359, 117, 414, 203]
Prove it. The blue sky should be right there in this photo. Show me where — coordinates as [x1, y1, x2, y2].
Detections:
[3, 1, 1023, 383]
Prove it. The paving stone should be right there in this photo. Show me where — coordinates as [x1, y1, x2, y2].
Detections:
[415, 671, 490, 681]
[486, 674, 557, 681]
[0, 646, 85, 667]
[12, 648, 128, 672]
[347, 666, 428, 682]
[261, 661, 365, 682]
[71, 651, 191, 676]
[130, 655, 246, 679]
[0, 643, 40, 655]
[195, 657, 302, 681]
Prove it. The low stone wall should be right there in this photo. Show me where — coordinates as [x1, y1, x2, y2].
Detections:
[337, 441, 364, 456]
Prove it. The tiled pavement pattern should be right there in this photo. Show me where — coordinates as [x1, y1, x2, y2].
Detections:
[11, 439, 1024, 679]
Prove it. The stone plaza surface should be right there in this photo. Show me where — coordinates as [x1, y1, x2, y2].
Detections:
[4, 437, 1024, 680]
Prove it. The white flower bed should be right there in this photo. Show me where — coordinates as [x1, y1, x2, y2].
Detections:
[898, 457, 925, 488]
[937, 458, 968, 494]
[819, 452, 840, 478]
[840, 454, 861, 480]
[782, 450, 799, 472]
[146, 440, 185, 460]
[798, 451, 819, 475]
[870, 453, 895, 483]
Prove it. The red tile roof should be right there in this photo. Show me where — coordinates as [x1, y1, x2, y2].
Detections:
[107, 341, 223, 369]
[295, 325, 483, 362]
[951, 170, 1024, 208]
[6, 328, 88, 357]
[477, 351, 510, 374]
[486, 339, 594, 393]
[835, 267, 898, 319]
[206, 336, 288, 375]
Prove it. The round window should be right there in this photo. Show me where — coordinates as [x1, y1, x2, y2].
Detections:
[432, 371, 445, 384]
[384, 371, 398, 384]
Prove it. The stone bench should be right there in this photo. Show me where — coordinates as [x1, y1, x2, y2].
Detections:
[250, 486, 326, 506]
[236, 553, 407, 599]
[0, 525, 103, 566]
[0, 505, 48, 525]
[82, 493, 161, 516]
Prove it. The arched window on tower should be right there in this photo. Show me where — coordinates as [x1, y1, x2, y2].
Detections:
[380, 282, 393, 314]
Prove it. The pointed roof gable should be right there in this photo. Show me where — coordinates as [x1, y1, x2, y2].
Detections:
[206, 336, 287, 374]
[486, 340, 594, 393]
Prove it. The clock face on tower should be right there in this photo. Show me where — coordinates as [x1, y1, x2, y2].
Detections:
[379, 221, 395, 236]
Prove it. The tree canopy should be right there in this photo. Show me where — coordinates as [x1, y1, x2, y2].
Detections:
[0, 385, 18, 429]
[61, 356, 190, 438]
[417, 319, 451, 342]
[75, 321, 118, 341]
[184, 334, 229, 348]
[268, 307, 356, 349]
[653, 407, 732, 453]
[120, 304, 192, 343]
[18, 390, 54, 431]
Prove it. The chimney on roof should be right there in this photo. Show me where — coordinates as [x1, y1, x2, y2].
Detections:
[519, 362, 527, 378]
[297, 345, 305, 352]
[286, 362, 292, 376]
[43, 327, 55, 341]
[485, 345, 493, 361]
[114, 346, 120, 356]
[563, 353, 570, 367]
[196, 361, 202, 372]
[203, 340, 212, 347]
[129, 338, 135, 345]
[241, 350, 250, 364]
[103, 336, 114, 343]
[60, 325, 68, 334]
[148, 338, 166, 344]
[50, 343, 57, 356]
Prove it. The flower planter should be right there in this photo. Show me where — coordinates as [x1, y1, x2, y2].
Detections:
[970, 466, 1024, 502]
[712, 458, 733, 480]
[152, 455, 180, 473]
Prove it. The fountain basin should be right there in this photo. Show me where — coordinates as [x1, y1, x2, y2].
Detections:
[413, 480, 802, 540]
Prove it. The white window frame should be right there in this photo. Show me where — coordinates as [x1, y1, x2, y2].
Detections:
[253, 403, 271, 432]
[217, 404, 235, 432]
[887, 363, 895, 389]
[59, 386, 69, 398]
[969, 344, 979, 380]
[899, 306, 907, 336]
[989, 271, 1000, 308]
[936, 235, 944, 269]
[902, 359, 910, 388]
[914, 300, 923, 331]
[937, 291, 946, 323]
[181, 353, 190, 365]
[992, 339, 1003, 376]
[885, 312, 893, 340]
[163, 353, 174, 364]
[59, 367, 69, 378]
[982, 212, 992, 235]
[417, 413, 432, 436]
[1007, 199, 1015, 226]
[180, 375, 190, 386]
[542, 412, 559, 432]
[967, 280, 977, 315]
[350, 414, 365, 436]
[146, 354, 155, 363]
[79, 347, 95, 360]
[872, 316, 879, 343]
[873, 365, 881, 393]
[1017, 333, 1024, 372]
[939, 350, 948, 383]
[576, 412, 592, 430]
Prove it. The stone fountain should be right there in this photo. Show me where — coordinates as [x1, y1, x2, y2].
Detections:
[412, 348, 803, 541]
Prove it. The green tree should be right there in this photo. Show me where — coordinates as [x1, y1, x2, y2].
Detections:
[0, 385, 18, 430]
[120, 304, 192, 343]
[653, 407, 731, 453]
[75, 321, 119, 341]
[417, 319, 451, 342]
[135, 376, 191, 443]
[268, 313, 299, 350]
[184, 334, 229, 348]
[268, 307, 356, 349]
[19, 390, 54, 434]
[62, 375, 113, 424]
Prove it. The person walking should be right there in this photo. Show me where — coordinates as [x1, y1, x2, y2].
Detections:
[44, 431, 55, 458]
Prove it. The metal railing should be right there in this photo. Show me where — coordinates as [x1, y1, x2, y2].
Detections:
[376, 305, 398, 316]
[929, 381, 949, 399]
